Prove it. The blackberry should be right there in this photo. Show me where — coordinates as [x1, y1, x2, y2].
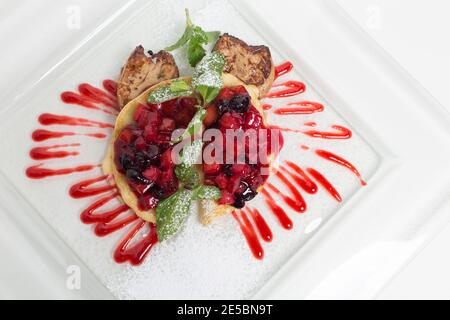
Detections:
[229, 94, 250, 113]
[217, 99, 230, 116]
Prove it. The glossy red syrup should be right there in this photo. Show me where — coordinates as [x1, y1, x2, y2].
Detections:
[274, 61, 294, 80]
[262, 104, 273, 111]
[261, 189, 293, 230]
[266, 182, 304, 213]
[315, 149, 367, 186]
[38, 113, 113, 128]
[274, 102, 324, 115]
[26, 163, 99, 179]
[32, 129, 106, 142]
[281, 162, 318, 194]
[69, 175, 115, 199]
[306, 168, 342, 202]
[80, 192, 129, 224]
[274, 171, 307, 212]
[303, 125, 352, 140]
[266, 81, 306, 99]
[29, 144, 80, 160]
[113, 221, 158, 266]
[246, 208, 273, 242]
[78, 83, 118, 109]
[232, 211, 264, 260]
[94, 214, 139, 237]
[102, 80, 117, 96]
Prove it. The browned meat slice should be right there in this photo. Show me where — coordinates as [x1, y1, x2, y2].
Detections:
[117, 46, 179, 108]
[213, 34, 275, 98]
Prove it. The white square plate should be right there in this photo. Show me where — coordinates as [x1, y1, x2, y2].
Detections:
[0, 0, 449, 299]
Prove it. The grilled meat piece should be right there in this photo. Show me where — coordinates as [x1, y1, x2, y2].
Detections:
[214, 34, 275, 98]
[117, 46, 179, 108]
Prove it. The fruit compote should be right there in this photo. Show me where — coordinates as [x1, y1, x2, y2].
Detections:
[202, 86, 283, 209]
[114, 97, 197, 210]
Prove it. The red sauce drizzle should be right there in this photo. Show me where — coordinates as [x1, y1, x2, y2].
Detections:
[32, 129, 106, 142]
[266, 81, 306, 99]
[262, 104, 273, 111]
[114, 221, 158, 266]
[232, 211, 264, 260]
[274, 171, 306, 212]
[102, 80, 117, 96]
[261, 189, 293, 230]
[95, 214, 139, 237]
[266, 182, 304, 213]
[38, 113, 113, 128]
[80, 192, 129, 224]
[281, 162, 318, 194]
[246, 208, 273, 242]
[26, 164, 99, 179]
[306, 167, 342, 202]
[274, 101, 324, 115]
[29, 143, 80, 160]
[315, 149, 367, 186]
[69, 175, 115, 199]
[303, 125, 352, 140]
[78, 83, 118, 110]
[275, 61, 294, 80]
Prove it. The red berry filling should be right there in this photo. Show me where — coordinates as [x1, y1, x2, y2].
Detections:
[202, 86, 281, 209]
[114, 97, 197, 211]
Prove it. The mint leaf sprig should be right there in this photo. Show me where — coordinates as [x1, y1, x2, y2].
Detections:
[166, 9, 220, 67]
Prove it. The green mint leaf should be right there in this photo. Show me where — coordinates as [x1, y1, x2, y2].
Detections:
[165, 9, 193, 51]
[175, 164, 200, 189]
[192, 185, 222, 200]
[188, 41, 206, 67]
[192, 52, 226, 104]
[180, 139, 203, 166]
[147, 83, 193, 104]
[196, 86, 221, 105]
[170, 79, 192, 93]
[191, 26, 209, 44]
[156, 189, 192, 242]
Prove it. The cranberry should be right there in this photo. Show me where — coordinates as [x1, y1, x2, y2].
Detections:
[204, 105, 219, 127]
[130, 182, 153, 195]
[203, 163, 222, 175]
[143, 125, 158, 143]
[231, 164, 252, 178]
[218, 190, 234, 205]
[214, 173, 229, 189]
[134, 104, 148, 122]
[158, 169, 178, 197]
[118, 128, 134, 144]
[160, 148, 175, 169]
[160, 99, 178, 117]
[244, 112, 263, 130]
[138, 195, 159, 210]
[217, 87, 235, 101]
[219, 112, 243, 130]
[227, 175, 241, 194]
[143, 166, 161, 182]
[134, 136, 146, 151]
[247, 174, 264, 191]
[159, 118, 176, 132]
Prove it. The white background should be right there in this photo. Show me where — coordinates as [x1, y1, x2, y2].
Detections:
[0, 0, 449, 299]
